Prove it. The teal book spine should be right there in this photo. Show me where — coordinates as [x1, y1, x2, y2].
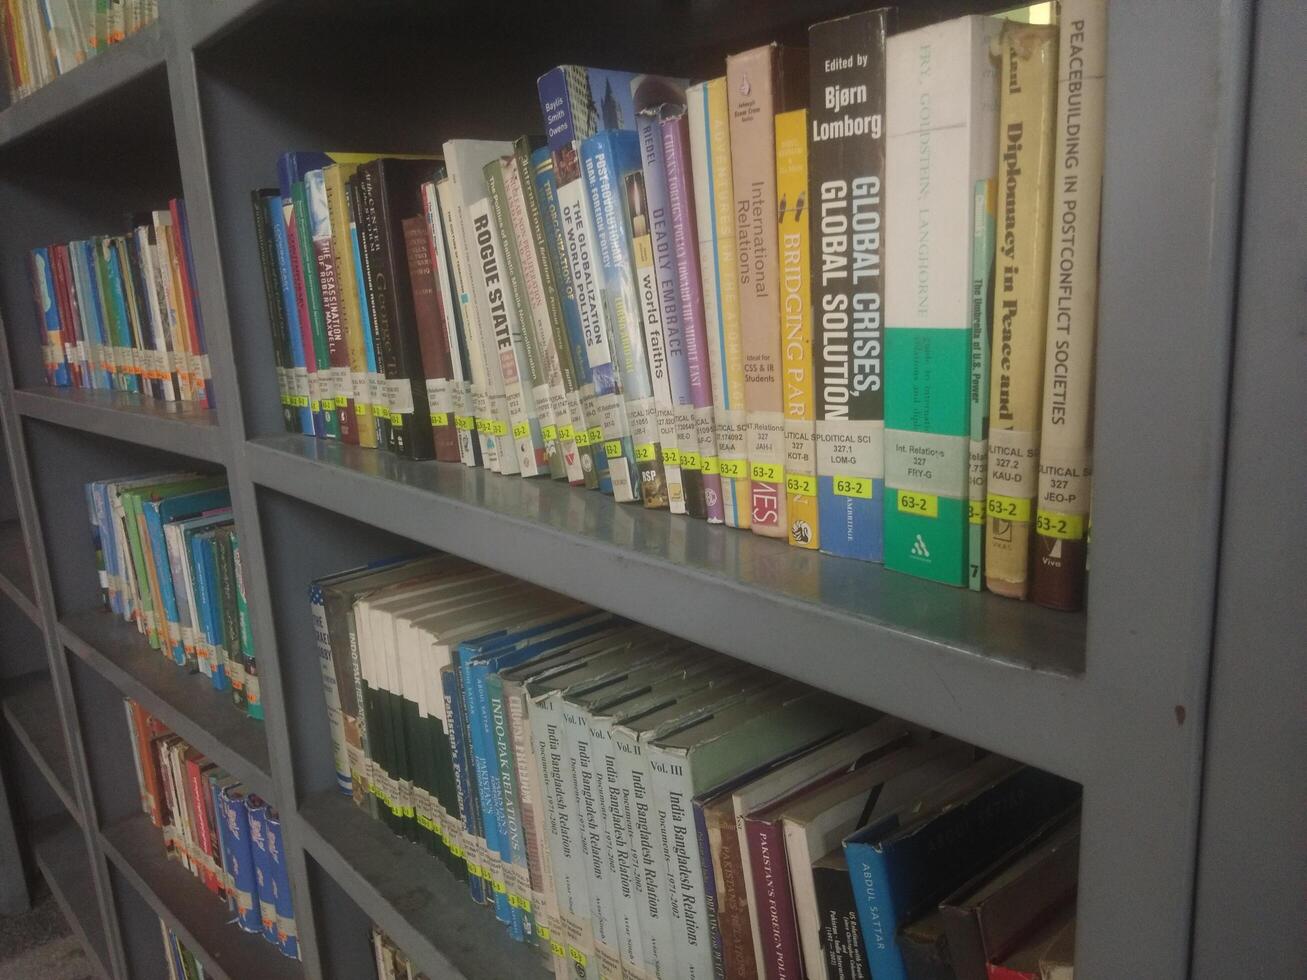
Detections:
[883, 16, 1001, 585]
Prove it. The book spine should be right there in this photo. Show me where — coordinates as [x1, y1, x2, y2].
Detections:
[968, 181, 998, 590]
[48, 244, 80, 388]
[252, 193, 297, 430]
[885, 16, 1000, 585]
[149, 219, 185, 399]
[324, 164, 376, 448]
[637, 109, 699, 517]
[626, 156, 685, 515]
[30, 249, 65, 385]
[596, 720, 651, 980]
[727, 47, 787, 537]
[214, 531, 247, 708]
[308, 170, 356, 442]
[581, 130, 668, 508]
[745, 817, 802, 980]
[499, 152, 567, 481]
[437, 177, 500, 471]
[220, 787, 262, 933]
[291, 181, 339, 436]
[422, 180, 478, 467]
[171, 201, 211, 407]
[688, 81, 751, 528]
[266, 809, 299, 959]
[267, 195, 314, 433]
[310, 585, 351, 794]
[482, 164, 549, 477]
[514, 142, 586, 485]
[349, 174, 391, 449]
[985, 24, 1059, 599]
[401, 214, 460, 462]
[809, 13, 889, 561]
[184, 758, 220, 894]
[776, 109, 818, 549]
[282, 197, 327, 434]
[1031, 0, 1106, 611]
[812, 860, 868, 980]
[488, 674, 535, 941]
[577, 139, 639, 503]
[534, 149, 603, 490]
[707, 802, 755, 980]
[79, 238, 111, 390]
[662, 109, 725, 524]
[646, 744, 713, 980]
[443, 665, 487, 906]
[232, 534, 261, 719]
[844, 835, 907, 980]
[461, 659, 514, 930]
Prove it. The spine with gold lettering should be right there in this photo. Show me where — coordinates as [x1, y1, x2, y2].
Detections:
[984, 22, 1059, 599]
[809, 10, 890, 561]
[1031, 0, 1106, 611]
[776, 109, 818, 548]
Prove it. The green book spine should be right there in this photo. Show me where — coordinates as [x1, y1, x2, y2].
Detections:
[292, 180, 341, 438]
[232, 532, 261, 720]
[213, 528, 247, 710]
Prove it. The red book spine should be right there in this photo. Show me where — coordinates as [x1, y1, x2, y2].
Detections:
[401, 216, 458, 461]
[313, 232, 358, 443]
[57, 245, 88, 388]
[185, 755, 221, 894]
[988, 965, 1039, 980]
[745, 815, 803, 980]
[49, 244, 80, 387]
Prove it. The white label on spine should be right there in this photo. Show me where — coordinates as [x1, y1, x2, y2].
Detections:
[986, 427, 1039, 497]
[816, 417, 884, 481]
[1036, 444, 1092, 515]
[425, 377, 453, 416]
[385, 378, 414, 415]
[969, 439, 988, 502]
[884, 428, 967, 497]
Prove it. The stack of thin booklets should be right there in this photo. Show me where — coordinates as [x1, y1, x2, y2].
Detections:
[160, 922, 206, 980]
[311, 554, 1081, 980]
[29, 203, 212, 407]
[87, 472, 259, 721]
[256, 0, 1103, 611]
[126, 701, 299, 960]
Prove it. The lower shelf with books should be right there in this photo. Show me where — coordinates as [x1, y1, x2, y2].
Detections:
[61, 611, 274, 802]
[1, 671, 79, 822]
[100, 812, 303, 980]
[297, 789, 547, 980]
[248, 433, 1090, 781]
[0, 518, 38, 624]
[32, 814, 112, 979]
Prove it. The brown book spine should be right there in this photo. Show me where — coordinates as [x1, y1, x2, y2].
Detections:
[706, 802, 758, 980]
[402, 215, 459, 461]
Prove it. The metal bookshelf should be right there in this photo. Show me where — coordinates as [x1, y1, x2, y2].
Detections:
[0, 1, 1299, 978]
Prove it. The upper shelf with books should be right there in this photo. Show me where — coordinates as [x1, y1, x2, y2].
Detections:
[0, 19, 167, 153]
[13, 387, 224, 463]
[245, 433, 1090, 781]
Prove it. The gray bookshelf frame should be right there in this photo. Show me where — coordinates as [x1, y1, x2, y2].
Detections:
[0, 0, 1297, 977]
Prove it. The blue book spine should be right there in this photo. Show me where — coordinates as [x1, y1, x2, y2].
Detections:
[693, 799, 727, 980]
[266, 192, 314, 435]
[245, 797, 279, 945]
[87, 482, 108, 610]
[143, 501, 186, 664]
[844, 820, 909, 980]
[443, 665, 485, 905]
[532, 145, 609, 494]
[77, 242, 112, 390]
[191, 533, 227, 690]
[488, 674, 534, 943]
[31, 247, 69, 386]
[208, 776, 233, 913]
[266, 809, 299, 959]
[460, 649, 512, 929]
[220, 786, 262, 933]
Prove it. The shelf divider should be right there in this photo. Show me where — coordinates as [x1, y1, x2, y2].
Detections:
[32, 814, 112, 978]
[2, 671, 80, 822]
[0, 518, 39, 625]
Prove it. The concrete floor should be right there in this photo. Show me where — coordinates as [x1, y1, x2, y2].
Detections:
[0, 880, 93, 980]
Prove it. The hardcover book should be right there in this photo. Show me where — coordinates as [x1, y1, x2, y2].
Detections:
[1031, 0, 1106, 611]
[984, 23, 1059, 599]
[969, 180, 998, 589]
[809, 9, 891, 561]
[883, 15, 1002, 586]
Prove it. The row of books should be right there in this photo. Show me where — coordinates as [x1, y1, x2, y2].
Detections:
[254, 2, 1102, 611]
[371, 926, 427, 980]
[87, 472, 261, 721]
[160, 922, 206, 980]
[29, 201, 213, 407]
[0, 0, 156, 101]
[125, 700, 300, 960]
[310, 554, 1081, 980]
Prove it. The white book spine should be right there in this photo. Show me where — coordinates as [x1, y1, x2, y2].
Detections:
[597, 715, 654, 980]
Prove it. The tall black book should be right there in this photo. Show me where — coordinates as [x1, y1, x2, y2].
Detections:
[250, 191, 299, 433]
[356, 157, 442, 459]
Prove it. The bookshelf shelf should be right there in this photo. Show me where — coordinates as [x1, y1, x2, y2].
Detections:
[33, 814, 112, 979]
[0, 1, 1296, 978]
[2, 671, 79, 822]
[0, 19, 167, 152]
[100, 812, 303, 980]
[60, 611, 274, 802]
[247, 433, 1090, 778]
[13, 388, 225, 465]
[296, 790, 546, 980]
[0, 517, 38, 624]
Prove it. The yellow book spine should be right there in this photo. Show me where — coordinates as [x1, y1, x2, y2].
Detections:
[324, 162, 375, 448]
[776, 109, 818, 549]
[985, 23, 1058, 598]
[702, 77, 751, 528]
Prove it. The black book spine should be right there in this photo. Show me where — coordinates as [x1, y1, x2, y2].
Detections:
[813, 861, 870, 980]
[251, 191, 298, 432]
[351, 170, 392, 451]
